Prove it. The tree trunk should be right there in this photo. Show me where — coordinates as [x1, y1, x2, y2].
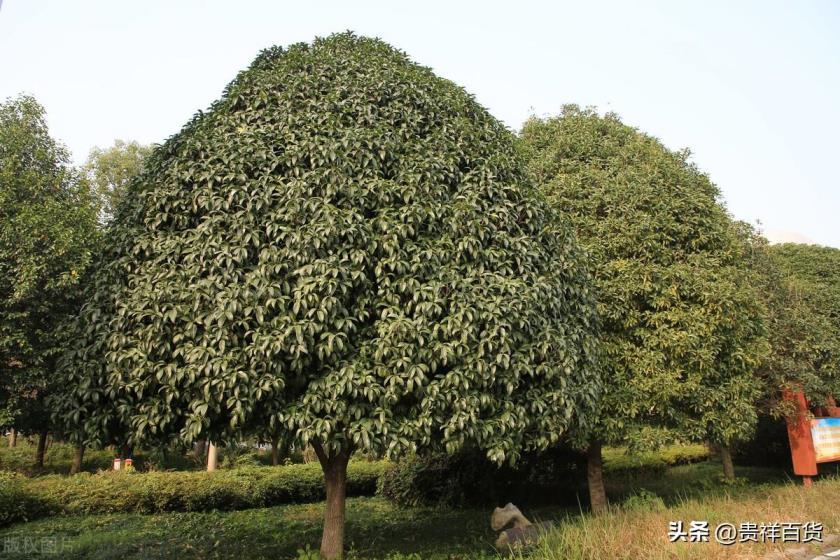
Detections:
[207, 441, 218, 472]
[586, 441, 608, 514]
[720, 444, 736, 480]
[7, 428, 16, 448]
[70, 444, 85, 475]
[271, 435, 281, 466]
[35, 430, 48, 468]
[313, 441, 351, 560]
[194, 439, 206, 460]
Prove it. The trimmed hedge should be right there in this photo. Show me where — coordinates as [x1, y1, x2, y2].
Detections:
[0, 473, 50, 526]
[601, 444, 709, 475]
[0, 460, 387, 526]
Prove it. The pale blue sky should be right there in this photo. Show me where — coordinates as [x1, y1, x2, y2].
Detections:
[1, 0, 838, 247]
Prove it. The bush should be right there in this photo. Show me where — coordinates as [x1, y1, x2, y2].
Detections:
[0, 472, 53, 526]
[601, 443, 709, 476]
[379, 444, 710, 508]
[0, 460, 387, 525]
[621, 489, 665, 512]
[379, 446, 587, 508]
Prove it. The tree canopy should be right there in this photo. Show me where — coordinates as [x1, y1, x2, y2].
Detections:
[54, 34, 600, 556]
[768, 242, 840, 401]
[85, 139, 152, 223]
[520, 106, 767, 455]
[0, 94, 100, 438]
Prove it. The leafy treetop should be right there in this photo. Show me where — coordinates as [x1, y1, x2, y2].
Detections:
[0, 94, 100, 433]
[56, 34, 600, 463]
[520, 106, 767, 449]
[85, 140, 152, 223]
[768, 242, 840, 401]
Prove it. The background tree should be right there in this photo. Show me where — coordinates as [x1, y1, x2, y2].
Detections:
[56, 34, 600, 558]
[768, 242, 840, 401]
[84, 139, 151, 223]
[520, 106, 767, 506]
[0, 94, 101, 467]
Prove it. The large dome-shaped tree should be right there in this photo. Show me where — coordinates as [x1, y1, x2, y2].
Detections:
[521, 106, 767, 511]
[55, 34, 599, 557]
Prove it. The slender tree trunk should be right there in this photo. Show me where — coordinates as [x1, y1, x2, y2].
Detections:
[586, 441, 608, 514]
[194, 439, 206, 460]
[720, 444, 736, 480]
[207, 441, 218, 472]
[70, 444, 85, 475]
[34, 430, 48, 468]
[7, 428, 16, 448]
[313, 441, 352, 560]
[271, 435, 281, 466]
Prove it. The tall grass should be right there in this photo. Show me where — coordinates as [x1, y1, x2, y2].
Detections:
[523, 477, 840, 560]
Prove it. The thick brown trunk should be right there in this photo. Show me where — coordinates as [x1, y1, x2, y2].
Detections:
[313, 441, 351, 560]
[8, 428, 16, 447]
[720, 444, 736, 480]
[35, 430, 48, 468]
[271, 435, 281, 466]
[587, 441, 608, 514]
[70, 444, 85, 475]
[207, 441, 218, 472]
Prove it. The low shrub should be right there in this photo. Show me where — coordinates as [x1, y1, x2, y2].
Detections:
[379, 444, 710, 508]
[0, 460, 387, 525]
[601, 444, 709, 476]
[379, 446, 587, 508]
[0, 472, 53, 526]
[621, 488, 665, 512]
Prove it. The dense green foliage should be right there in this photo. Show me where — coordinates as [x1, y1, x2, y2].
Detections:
[0, 472, 50, 526]
[0, 461, 387, 526]
[735, 229, 840, 408]
[84, 139, 152, 223]
[520, 107, 768, 450]
[55, 34, 599, 465]
[0, 95, 100, 435]
[769, 243, 840, 401]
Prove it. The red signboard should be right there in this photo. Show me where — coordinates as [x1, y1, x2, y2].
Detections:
[784, 389, 840, 487]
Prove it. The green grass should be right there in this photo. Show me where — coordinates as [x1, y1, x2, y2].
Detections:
[0, 460, 797, 560]
[0, 497, 503, 560]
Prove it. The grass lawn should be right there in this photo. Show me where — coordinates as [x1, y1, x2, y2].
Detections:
[0, 497, 502, 560]
[2, 460, 830, 560]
